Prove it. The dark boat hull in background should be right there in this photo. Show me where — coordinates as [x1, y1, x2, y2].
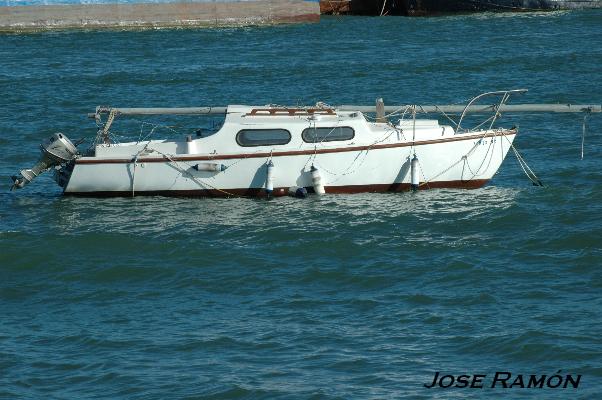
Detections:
[402, 0, 602, 15]
[320, 0, 601, 15]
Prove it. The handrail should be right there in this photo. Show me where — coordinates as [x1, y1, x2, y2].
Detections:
[456, 89, 528, 132]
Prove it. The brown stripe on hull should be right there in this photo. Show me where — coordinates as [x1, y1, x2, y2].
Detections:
[75, 130, 516, 165]
[64, 179, 489, 198]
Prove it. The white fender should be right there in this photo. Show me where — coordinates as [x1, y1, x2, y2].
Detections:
[310, 165, 325, 195]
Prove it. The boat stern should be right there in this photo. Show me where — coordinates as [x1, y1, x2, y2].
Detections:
[11, 133, 80, 191]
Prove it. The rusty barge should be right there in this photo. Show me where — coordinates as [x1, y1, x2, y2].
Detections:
[320, 0, 601, 15]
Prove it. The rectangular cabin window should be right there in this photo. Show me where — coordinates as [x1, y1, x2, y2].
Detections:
[302, 127, 355, 143]
[236, 129, 292, 147]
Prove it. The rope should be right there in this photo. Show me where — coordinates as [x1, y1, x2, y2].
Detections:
[136, 122, 181, 144]
[511, 146, 543, 186]
[416, 156, 431, 189]
[363, 105, 412, 121]
[418, 156, 465, 188]
[465, 130, 497, 179]
[418, 129, 500, 187]
[500, 134, 543, 186]
[434, 106, 459, 128]
[131, 154, 138, 197]
[101, 110, 116, 145]
[131, 141, 153, 197]
[380, 0, 388, 16]
[582, 113, 589, 160]
[412, 105, 417, 153]
[129, 144, 238, 198]
[152, 149, 238, 197]
[312, 125, 399, 183]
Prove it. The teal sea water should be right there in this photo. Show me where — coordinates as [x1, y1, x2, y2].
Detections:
[1, 12, 602, 399]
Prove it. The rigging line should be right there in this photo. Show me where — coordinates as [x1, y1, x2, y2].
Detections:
[465, 131, 498, 179]
[488, 93, 510, 130]
[380, 0, 387, 16]
[384, 105, 412, 119]
[464, 138, 495, 181]
[317, 127, 396, 180]
[317, 124, 342, 145]
[434, 106, 459, 128]
[411, 105, 417, 155]
[107, 131, 121, 145]
[363, 105, 411, 121]
[471, 114, 496, 131]
[317, 149, 370, 183]
[304, 120, 348, 169]
[131, 154, 138, 197]
[416, 157, 431, 190]
[582, 113, 589, 160]
[324, 126, 404, 183]
[130, 140, 154, 197]
[100, 109, 116, 145]
[418, 129, 494, 187]
[482, 134, 498, 174]
[148, 149, 238, 197]
[307, 124, 396, 181]
[418, 156, 465, 188]
[397, 127, 407, 142]
[137, 122, 181, 144]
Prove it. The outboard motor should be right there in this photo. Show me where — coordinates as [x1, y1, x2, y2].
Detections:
[11, 133, 79, 190]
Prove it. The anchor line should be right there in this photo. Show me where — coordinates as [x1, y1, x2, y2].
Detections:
[499, 134, 543, 186]
[512, 146, 543, 187]
[582, 112, 589, 160]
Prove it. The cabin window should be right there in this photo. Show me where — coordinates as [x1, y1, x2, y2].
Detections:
[302, 127, 355, 143]
[236, 129, 292, 147]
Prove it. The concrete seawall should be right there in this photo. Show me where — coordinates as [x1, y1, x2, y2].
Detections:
[0, 0, 320, 32]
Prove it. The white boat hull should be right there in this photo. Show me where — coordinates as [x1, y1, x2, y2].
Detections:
[64, 129, 516, 197]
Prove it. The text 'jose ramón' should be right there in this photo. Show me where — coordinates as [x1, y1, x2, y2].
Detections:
[424, 371, 581, 389]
